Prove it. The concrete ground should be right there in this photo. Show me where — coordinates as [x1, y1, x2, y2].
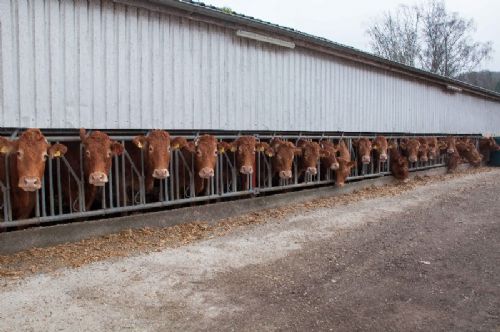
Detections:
[0, 169, 499, 331]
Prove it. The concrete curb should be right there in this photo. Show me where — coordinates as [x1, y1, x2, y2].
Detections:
[0, 167, 451, 255]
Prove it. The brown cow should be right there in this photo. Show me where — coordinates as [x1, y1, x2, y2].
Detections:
[352, 138, 372, 165]
[438, 136, 456, 155]
[171, 135, 219, 195]
[130, 130, 172, 193]
[62, 129, 124, 211]
[417, 138, 430, 162]
[372, 136, 388, 164]
[479, 137, 500, 163]
[446, 150, 462, 173]
[456, 140, 482, 167]
[400, 138, 420, 163]
[0, 129, 67, 220]
[319, 140, 339, 171]
[266, 138, 302, 180]
[426, 137, 439, 161]
[296, 139, 328, 178]
[388, 139, 409, 181]
[335, 140, 355, 187]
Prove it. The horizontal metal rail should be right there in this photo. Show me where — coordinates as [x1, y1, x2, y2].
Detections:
[0, 131, 477, 230]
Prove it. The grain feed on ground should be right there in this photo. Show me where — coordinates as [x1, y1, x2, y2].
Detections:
[0, 167, 491, 279]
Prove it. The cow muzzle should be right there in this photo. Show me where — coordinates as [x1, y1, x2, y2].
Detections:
[306, 167, 317, 176]
[330, 162, 340, 170]
[279, 170, 292, 179]
[447, 148, 455, 154]
[153, 168, 170, 179]
[89, 172, 108, 186]
[361, 156, 371, 164]
[240, 165, 253, 175]
[18, 176, 41, 191]
[199, 167, 214, 179]
[379, 154, 388, 162]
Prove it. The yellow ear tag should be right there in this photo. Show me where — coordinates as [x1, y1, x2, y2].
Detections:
[0, 146, 9, 154]
[172, 144, 179, 150]
[53, 151, 61, 157]
[219, 148, 225, 154]
[266, 152, 274, 157]
[137, 142, 143, 149]
[230, 146, 237, 152]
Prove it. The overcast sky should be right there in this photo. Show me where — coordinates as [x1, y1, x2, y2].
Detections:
[204, 0, 500, 71]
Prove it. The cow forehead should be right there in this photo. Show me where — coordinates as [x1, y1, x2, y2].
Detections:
[17, 130, 49, 151]
[237, 136, 256, 145]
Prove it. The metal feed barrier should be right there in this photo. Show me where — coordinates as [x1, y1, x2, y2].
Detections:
[0, 132, 471, 229]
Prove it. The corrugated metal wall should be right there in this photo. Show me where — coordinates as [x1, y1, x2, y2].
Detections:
[1, 0, 500, 134]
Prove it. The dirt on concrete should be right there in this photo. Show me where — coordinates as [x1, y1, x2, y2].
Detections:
[0, 167, 499, 331]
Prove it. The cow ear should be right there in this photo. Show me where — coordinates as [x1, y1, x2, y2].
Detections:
[265, 147, 274, 157]
[132, 135, 147, 149]
[319, 149, 330, 158]
[256, 142, 268, 152]
[352, 139, 359, 147]
[372, 142, 379, 150]
[229, 142, 238, 152]
[79, 128, 87, 142]
[110, 141, 124, 156]
[217, 142, 230, 154]
[48, 143, 68, 159]
[0, 137, 15, 155]
[347, 161, 356, 168]
[294, 148, 303, 156]
[170, 137, 186, 150]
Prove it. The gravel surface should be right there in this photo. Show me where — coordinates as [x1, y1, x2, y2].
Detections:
[0, 168, 499, 331]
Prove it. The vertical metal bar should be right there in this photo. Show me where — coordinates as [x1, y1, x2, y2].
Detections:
[109, 160, 114, 208]
[48, 157, 55, 216]
[5, 156, 12, 221]
[121, 141, 127, 207]
[41, 175, 47, 217]
[114, 155, 120, 207]
[56, 158, 63, 214]
[35, 190, 40, 218]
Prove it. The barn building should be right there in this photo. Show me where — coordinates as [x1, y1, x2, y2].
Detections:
[1, 0, 500, 134]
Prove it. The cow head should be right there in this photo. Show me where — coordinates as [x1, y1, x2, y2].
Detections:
[0, 129, 67, 191]
[319, 140, 339, 170]
[439, 136, 456, 154]
[80, 129, 124, 186]
[417, 138, 430, 162]
[480, 137, 500, 151]
[352, 138, 372, 165]
[426, 137, 439, 160]
[221, 136, 259, 175]
[297, 139, 326, 176]
[400, 138, 420, 163]
[372, 136, 388, 162]
[192, 135, 218, 179]
[132, 130, 171, 179]
[335, 140, 355, 187]
[269, 138, 301, 179]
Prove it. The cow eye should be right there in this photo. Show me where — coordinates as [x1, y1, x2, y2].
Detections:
[213, 150, 217, 157]
[86, 150, 91, 158]
[17, 151, 23, 159]
[107, 151, 112, 158]
[149, 146, 154, 153]
[42, 153, 48, 161]
[196, 150, 202, 157]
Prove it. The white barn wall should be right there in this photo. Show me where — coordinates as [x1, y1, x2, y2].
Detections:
[1, 0, 500, 134]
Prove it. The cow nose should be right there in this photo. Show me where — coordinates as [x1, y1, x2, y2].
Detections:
[447, 148, 455, 154]
[379, 154, 388, 162]
[199, 167, 214, 179]
[240, 165, 253, 175]
[89, 172, 108, 186]
[361, 156, 371, 164]
[306, 167, 317, 175]
[19, 177, 41, 191]
[279, 170, 292, 179]
[153, 168, 169, 179]
[330, 162, 340, 170]
[409, 156, 418, 163]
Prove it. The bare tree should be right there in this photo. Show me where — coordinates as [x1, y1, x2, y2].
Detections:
[366, 0, 493, 78]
